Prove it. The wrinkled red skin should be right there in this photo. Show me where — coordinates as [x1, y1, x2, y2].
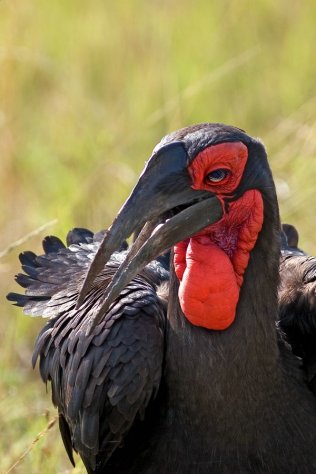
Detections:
[174, 142, 264, 330]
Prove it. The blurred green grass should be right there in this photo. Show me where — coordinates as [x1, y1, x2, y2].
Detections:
[1, 0, 316, 472]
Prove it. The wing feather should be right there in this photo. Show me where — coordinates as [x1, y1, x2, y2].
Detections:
[279, 225, 316, 394]
[7, 227, 168, 471]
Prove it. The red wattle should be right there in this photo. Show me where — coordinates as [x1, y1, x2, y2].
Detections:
[174, 190, 264, 331]
[174, 238, 239, 330]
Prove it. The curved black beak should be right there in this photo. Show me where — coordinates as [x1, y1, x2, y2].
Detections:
[76, 142, 223, 332]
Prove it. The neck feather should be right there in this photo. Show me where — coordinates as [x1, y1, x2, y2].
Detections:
[165, 193, 281, 419]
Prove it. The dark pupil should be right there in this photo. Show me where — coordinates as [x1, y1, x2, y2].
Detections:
[207, 169, 228, 182]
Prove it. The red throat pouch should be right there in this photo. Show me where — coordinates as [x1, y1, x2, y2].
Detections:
[174, 190, 264, 330]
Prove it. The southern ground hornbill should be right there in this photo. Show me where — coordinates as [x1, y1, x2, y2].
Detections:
[8, 123, 316, 473]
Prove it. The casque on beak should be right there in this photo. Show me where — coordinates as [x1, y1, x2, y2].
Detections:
[76, 141, 223, 333]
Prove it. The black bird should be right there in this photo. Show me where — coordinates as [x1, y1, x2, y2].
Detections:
[278, 223, 316, 396]
[8, 124, 316, 473]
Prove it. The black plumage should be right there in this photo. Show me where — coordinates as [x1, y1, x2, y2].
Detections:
[278, 224, 316, 395]
[8, 228, 168, 472]
[8, 124, 316, 473]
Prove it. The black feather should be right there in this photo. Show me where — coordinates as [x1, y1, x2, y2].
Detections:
[59, 413, 75, 466]
[279, 224, 316, 394]
[66, 228, 94, 246]
[7, 227, 167, 472]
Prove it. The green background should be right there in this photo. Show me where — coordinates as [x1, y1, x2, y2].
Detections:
[1, 1, 316, 472]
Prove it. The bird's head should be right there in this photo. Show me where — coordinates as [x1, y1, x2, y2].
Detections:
[78, 123, 279, 333]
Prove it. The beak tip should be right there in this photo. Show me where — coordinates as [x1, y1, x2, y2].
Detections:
[75, 296, 83, 310]
[76, 280, 90, 309]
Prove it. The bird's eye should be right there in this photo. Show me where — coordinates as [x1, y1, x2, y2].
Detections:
[206, 168, 230, 183]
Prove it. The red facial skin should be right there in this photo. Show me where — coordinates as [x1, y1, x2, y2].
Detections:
[174, 142, 264, 330]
